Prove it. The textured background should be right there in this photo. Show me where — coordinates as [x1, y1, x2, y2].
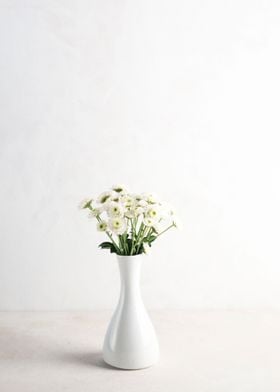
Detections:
[0, 0, 280, 310]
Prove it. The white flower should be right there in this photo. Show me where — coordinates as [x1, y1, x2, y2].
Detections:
[79, 198, 92, 209]
[140, 193, 149, 201]
[90, 206, 102, 217]
[147, 193, 159, 204]
[120, 194, 134, 207]
[152, 222, 162, 234]
[97, 191, 112, 204]
[143, 217, 156, 227]
[97, 220, 108, 232]
[107, 201, 124, 218]
[81, 186, 178, 245]
[137, 199, 148, 207]
[111, 195, 121, 203]
[108, 217, 127, 235]
[133, 193, 144, 201]
[169, 207, 176, 217]
[135, 206, 144, 216]
[125, 208, 137, 218]
[111, 184, 128, 195]
[159, 202, 174, 218]
[141, 193, 159, 204]
[145, 206, 161, 221]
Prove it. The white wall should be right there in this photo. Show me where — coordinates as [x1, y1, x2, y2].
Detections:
[1, 0, 280, 310]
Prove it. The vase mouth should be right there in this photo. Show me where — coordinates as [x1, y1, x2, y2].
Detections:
[116, 254, 145, 259]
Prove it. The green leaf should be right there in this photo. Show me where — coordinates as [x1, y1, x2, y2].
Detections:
[142, 235, 157, 244]
[99, 242, 113, 249]
[98, 241, 118, 254]
[148, 235, 157, 243]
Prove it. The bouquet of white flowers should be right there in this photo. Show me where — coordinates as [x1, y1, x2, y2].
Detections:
[80, 185, 178, 255]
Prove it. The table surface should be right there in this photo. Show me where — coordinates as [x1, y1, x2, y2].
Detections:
[0, 310, 280, 392]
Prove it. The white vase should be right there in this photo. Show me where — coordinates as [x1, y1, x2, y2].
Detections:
[102, 254, 159, 369]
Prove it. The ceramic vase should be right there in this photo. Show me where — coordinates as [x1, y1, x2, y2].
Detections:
[102, 255, 159, 369]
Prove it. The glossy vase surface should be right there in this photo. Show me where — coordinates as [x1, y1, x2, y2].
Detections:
[103, 255, 159, 369]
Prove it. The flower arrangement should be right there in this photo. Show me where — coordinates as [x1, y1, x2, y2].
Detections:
[80, 185, 178, 255]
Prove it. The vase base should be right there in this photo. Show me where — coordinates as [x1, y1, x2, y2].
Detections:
[103, 355, 159, 370]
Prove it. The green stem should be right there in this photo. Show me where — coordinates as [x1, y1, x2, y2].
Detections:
[118, 235, 123, 254]
[146, 227, 153, 240]
[107, 232, 121, 254]
[122, 233, 129, 255]
[134, 222, 143, 253]
[136, 222, 144, 243]
[156, 223, 175, 238]
[130, 218, 135, 255]
[136, 225, 149, 254]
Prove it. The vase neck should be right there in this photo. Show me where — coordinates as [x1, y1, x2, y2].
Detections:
[117, 256, 142, 294]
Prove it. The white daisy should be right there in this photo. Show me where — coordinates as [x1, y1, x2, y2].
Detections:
[111, 184, 128, 195]
[79, 198, 92, 209]
[125, 208, 137, 219]
[97, 191, 112, 204]
[97, 220, 108, 232]
[143, 217, 156, 227]
[107, 201, 124, 218]
[90, 206, 102, 217]
[108, 217, 127, 235]
[135, 206, 144, 216]
[145, 206, 161, 221]
[142, 193, 159, 204]
[159, 202, 174, 218]
[120, 194, 134, 207]
[152, 222, 162, 234]
[137, 199, 148, 207]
